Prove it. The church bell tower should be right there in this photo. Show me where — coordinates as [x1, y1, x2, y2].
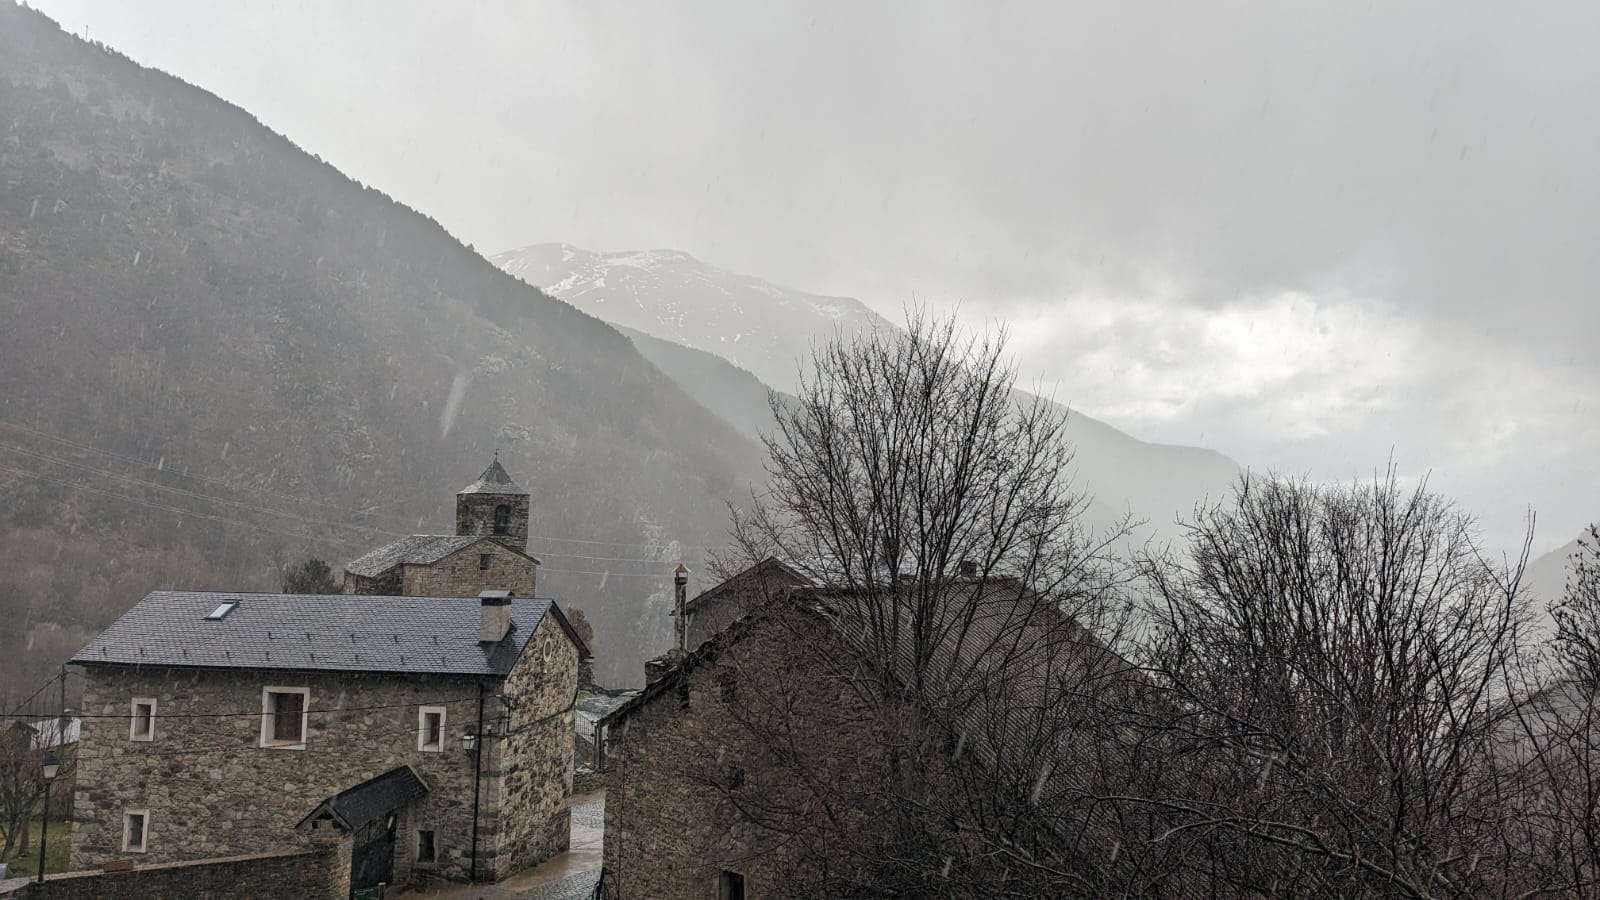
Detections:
[455, 454, 530, 551]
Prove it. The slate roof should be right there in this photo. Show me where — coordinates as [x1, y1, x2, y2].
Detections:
[70, 590, 567, 676]
[297, 765, 429, 831]
[458, 457, 528, 495]
[343, 534, 479, 578]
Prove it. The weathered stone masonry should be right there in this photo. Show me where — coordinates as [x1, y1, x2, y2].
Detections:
[601, 605, 882, 900]
[403, 538, 537, 599]
[70, 612, 579, 885]
[11, 845, 349, 900]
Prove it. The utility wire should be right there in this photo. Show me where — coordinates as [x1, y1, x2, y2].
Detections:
[0, 415, 736, 554]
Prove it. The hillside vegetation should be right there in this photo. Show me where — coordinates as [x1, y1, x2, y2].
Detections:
[0, 3, 766, 692]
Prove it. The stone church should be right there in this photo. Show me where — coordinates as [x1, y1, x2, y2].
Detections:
[66, 458, 587, 894]
[343, 457, 542, 597]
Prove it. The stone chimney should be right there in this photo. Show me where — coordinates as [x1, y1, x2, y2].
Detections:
[479, 590, 513, 643]
[672, 564, 690, 653]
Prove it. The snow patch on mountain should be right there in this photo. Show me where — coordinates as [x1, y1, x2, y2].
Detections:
[491, 242, 893, 392]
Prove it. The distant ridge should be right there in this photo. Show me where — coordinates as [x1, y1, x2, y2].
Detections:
[494, 242, 893, 393]
[497, 242, 1243, 545]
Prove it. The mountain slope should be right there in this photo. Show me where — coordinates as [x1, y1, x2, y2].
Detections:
[617, 325, 784, 445]
[498, 242, 1241, 544]
[0, 4, 765, 689]
[493, 243, 894, 393]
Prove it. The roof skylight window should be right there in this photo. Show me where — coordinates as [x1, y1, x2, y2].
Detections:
[205, 601, 239, 621]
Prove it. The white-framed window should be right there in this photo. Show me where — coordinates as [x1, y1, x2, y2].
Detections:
[260, 686, 310, 749]
[129, 697, 157, 742]
[416, 828, 436, 865]
[123, 809, 150, 853]
[417, 705, 446, 752]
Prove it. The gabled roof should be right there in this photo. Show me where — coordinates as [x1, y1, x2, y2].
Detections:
[458, 457, 528, 496]
[343, 534, 478, 577]
[297, 765, 429, 832]
[71, 590, 570, 676]
[343, 533, 541, 578]
[682, 556, 811, 616]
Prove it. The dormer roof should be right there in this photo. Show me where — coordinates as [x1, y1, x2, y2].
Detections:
[458, 457, 528, 496]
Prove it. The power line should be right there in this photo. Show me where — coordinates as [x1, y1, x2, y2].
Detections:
[2, 414, 736, 554]
[0, 461, 366, 547]
[0, 417, 360, 512]
[0, 421, 733, 563]
[0, 439, 398, 536]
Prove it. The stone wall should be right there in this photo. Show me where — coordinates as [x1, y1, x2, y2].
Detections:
[8, 844, 347, 900]
[455, 493, 529, 551]
[71, 666, 490, 882]
[489, 614, 577, 879]
[401, 540, 538, 598]
[683, 561, 807, 650]
[601, 609, 880, 900]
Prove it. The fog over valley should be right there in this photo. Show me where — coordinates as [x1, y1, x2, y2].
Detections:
[6, 3, 1600, 896]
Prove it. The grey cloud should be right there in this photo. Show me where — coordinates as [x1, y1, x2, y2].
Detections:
[29, 0, 1599, 550]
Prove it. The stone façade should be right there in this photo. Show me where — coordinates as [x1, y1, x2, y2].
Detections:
[344, 459, 540, 597]
[344, 537, 539, 598]
[680, 558, 808, 656]
[404, 537, 538, 599]
[69, 612, 579, 885]
[456, 493, 530, 552]
[600, 601, 883, 900]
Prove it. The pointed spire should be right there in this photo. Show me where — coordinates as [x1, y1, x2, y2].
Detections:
[458, 455, 529, 495]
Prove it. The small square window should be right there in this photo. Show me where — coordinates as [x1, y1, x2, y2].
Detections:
[123, 810, 149, 853]
[479, 553, 491, 571]
[261, 687, 309, 748]
[130, 698, 157, 741]
[417, 706, 446, 752]
[718, 869, 746, 900]
[416, 829, 436, 865]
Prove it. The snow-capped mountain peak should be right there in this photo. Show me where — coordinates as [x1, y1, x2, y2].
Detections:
[492, 242, 893, 392]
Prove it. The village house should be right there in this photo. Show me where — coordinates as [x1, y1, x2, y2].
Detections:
[342, 457, 540, 597]
[597, 572, 869, 900]
[642, 558, 809, 684]
[64, 460, 589, 894]
[595, 562, 1164, 899]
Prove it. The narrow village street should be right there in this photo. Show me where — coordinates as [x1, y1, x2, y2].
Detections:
[403, 793, 603, 900]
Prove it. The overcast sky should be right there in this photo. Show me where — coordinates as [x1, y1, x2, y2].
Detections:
[30, 0, 1599, 556]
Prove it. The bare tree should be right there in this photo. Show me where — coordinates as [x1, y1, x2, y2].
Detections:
[1133, 472, 1543, 897]
[0, 723, 45, 862]
[1501, 525, 1600, 895]
[1552, 526, 1600, 686]
[687, 315, 1182, 896]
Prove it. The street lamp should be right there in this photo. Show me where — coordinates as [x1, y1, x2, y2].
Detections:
[37, 751, 60, 884]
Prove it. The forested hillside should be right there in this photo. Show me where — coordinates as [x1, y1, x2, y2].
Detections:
[0, 3, 766, 692]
